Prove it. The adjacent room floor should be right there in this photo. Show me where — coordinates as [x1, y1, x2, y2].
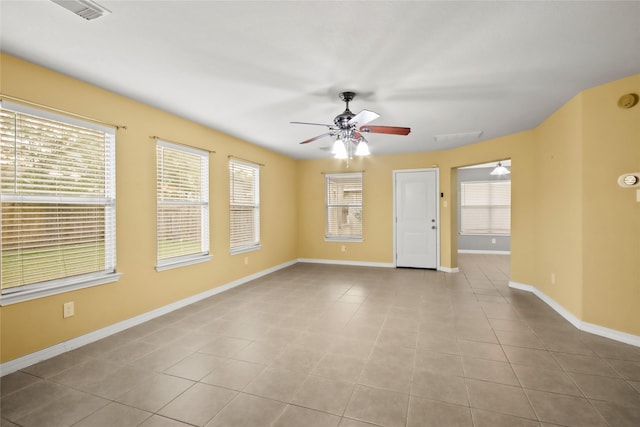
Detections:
[1, 254, 639, 427]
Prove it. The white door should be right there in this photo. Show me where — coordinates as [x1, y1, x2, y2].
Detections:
[395, 169, 439, 269]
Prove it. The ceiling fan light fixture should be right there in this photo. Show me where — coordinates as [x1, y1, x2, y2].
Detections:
[331, 138, 342, 154]
[293, 91, 410, 157]
[355, 140, 370, 156]
[490, 162, 511, 176]
[332, 139, 348, 159]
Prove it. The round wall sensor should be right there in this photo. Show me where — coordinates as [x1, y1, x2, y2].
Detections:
[618, 173, 640, 188]
[617, 93, 639, 109]
[623, 175, 639, 186]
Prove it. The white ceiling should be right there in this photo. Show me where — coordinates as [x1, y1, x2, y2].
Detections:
[1, 1, 639, 159]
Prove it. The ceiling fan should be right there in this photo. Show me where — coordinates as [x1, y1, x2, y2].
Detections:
[291, 92, 410, 158]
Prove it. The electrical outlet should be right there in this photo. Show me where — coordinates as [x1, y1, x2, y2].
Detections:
[551, 273, 556, 285]
[491, 238, 496, 244]
[341, 245, 346, 252]
[244, 256, 249, 265]
[63, 301, 75, 318]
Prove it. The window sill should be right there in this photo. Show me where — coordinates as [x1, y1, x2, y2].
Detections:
[459, 233, 511, 237]
[325, 237, 364, 243]
[1, 272, 122, 306]
[230, 245, 262, 255]
[156, 255, 211, 272]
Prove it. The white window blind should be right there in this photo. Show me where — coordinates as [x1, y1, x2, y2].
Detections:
[156, 140, 209, 270]
[0, 102, 117, 303]
[229, 159, 260, 254]
[460, 180, 511, 234]
[326, 173, 363, 241]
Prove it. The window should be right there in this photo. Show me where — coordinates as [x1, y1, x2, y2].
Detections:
[229, 159, 260, 254]
[326, 173, 363, 241]
[0, 102, 118, 304]
[156, 140, 209, 270]
[460, 180, 511, 234]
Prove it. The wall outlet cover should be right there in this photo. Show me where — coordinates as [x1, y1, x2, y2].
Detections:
[63, 302, 75, 318]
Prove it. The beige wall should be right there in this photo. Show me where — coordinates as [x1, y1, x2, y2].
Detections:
[525, 74, 640, 336]
[531, 94, 585, 317]
[297, 155, 435, 265]
[444, 132, 536, 274]
[1, 54, 638, 363]
[296, 132, 534, 270]
[580, 75, 640, 335]
[0, 55, 298, 362]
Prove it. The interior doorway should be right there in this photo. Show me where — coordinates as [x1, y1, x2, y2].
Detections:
[457, 160, 511, 254]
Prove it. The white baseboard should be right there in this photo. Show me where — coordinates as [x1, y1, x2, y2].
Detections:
[458, 250, 511, 255]
[298, 258, 460, 273]
[297, 258, 395, 268]
[509, 281, 640, 348]
[299, 258, 460, 273]
[0, 259, 297, 377]
[580, 321, 640, 348]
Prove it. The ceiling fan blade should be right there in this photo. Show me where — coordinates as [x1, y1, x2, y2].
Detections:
[360, 125, 411, 136]
[291, 121, 334, 128]
[348, 109, 380, 126]
[299, 132, 332, 144]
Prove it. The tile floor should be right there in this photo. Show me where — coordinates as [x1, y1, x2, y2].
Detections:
[1, 254, 639, 427]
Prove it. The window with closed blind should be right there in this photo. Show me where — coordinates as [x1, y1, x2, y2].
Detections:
[229, 159, 260, 254]
[460, 180, 511, 234]
[326, 173, 363, 241]
[156, 140, 210, 270]
[0, 102, 119, 304]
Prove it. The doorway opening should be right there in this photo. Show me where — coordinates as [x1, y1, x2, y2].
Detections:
[457, 160, 511, 255]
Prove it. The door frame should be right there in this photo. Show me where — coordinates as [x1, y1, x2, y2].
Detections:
[393, 168, 440, 269]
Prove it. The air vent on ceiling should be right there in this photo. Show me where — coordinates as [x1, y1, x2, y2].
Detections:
[50, 0, 111, 20]
[434, 130, 484, 143]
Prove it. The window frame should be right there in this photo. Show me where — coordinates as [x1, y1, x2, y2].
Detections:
[459, 179, 511, 235]
[325, 172, 364, 242]
[155, 140, 210, 271]
[0, 101, 120, 305]
[229, 159, 261, 255]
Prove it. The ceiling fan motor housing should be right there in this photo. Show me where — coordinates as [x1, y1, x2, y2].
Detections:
[334, 91, 357, 128]
[334, 109, 355, 128]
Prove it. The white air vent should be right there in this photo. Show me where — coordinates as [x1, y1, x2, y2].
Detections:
[434, 130, 483, 143]
[51, 0, 111, 20]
